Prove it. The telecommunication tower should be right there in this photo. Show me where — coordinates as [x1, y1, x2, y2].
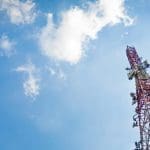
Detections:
[126, 46, 150, 150]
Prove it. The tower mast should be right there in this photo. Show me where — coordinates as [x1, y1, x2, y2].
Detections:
[126, 46, 150, 150]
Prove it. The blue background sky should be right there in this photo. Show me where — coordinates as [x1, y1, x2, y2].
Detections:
[0, 0, 150, 150]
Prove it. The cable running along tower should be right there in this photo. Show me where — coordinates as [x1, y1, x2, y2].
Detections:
[126, 46, 150, 150]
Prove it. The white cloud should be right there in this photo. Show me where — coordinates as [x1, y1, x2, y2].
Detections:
[39, 0, 133, 64]
[0, 0, 36, 25]
[16, 61, 40, 98]
[47, 66, 66, 80]
[58, 69, 66, 80]
[0, 35, 15, 57]
[47, 67, 56, 76]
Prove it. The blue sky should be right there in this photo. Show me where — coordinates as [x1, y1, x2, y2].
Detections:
[0, 0, 150, 150]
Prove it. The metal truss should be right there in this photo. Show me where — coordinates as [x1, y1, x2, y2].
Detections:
[126, 46, 150, 150]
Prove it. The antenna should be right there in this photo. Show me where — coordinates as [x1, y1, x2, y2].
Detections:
[126, 46, 150, 150]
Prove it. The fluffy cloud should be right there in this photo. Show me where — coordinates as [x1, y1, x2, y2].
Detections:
[39, 0, 133, 64]
[0, 0, 36, 25]
[0, 35, 15, 57]
[16, 61, 40, 98]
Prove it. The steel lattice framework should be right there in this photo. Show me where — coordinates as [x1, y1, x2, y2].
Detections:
[126, 46, 150, 150]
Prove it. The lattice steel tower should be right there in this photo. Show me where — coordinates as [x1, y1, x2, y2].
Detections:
[126, 46, 150, 150]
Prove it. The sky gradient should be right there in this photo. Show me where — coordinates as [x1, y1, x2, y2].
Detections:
[0, 0, 150, 150]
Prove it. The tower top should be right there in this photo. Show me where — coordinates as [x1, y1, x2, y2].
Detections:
[126, 46, 150, 150]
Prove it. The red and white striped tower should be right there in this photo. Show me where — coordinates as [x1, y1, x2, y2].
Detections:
[126, 46, 150, 150]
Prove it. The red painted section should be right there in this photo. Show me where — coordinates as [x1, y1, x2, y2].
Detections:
[126, 46, 141, 69]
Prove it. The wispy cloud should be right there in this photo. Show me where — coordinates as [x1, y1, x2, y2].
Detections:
[0, 0, 36, 25]
[16, 61, 40, 99]
[46, 66, 66, 80]
[39, 0, 133, 64]
[0, 35, 15, 57]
